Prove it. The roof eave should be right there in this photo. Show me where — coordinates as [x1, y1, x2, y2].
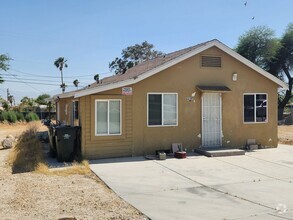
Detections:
[214, 41, 289, 90]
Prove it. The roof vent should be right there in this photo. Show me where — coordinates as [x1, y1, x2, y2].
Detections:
[201, 56, 221, 67]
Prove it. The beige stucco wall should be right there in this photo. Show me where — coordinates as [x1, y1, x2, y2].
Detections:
[77, 46, 279, 159]
[56, 98, 72, 125]
[79, 92, 133, 159]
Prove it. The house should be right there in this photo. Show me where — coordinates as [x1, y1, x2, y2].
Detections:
[54, 39, 288, 159]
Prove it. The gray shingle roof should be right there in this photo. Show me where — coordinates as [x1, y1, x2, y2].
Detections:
[87, 40, 214, 89]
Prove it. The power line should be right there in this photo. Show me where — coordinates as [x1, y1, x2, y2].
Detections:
[3, 76, 91, 84]
[6, 71, 44, 93]
[10, 68, 112, 78]
[0, 73, 18, 76]
[3, 79, 86, 87]
[3, 77, 63, 83]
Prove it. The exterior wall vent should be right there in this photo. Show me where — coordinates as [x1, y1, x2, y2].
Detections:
[201, 56, 221, 67]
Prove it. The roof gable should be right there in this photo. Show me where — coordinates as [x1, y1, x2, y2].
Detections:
[74, 39, 288, 98]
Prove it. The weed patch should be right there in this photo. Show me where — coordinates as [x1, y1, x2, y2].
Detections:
[8, 124, 44, 173]
[36, 160, 91, 176]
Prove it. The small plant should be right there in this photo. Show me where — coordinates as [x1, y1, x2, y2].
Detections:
[8, 124, 44, 173]
[0, 111, 8, 122]
[7, 111, 17, 123]
[15, 111, 25, 121]
[25, 112, 39, 122]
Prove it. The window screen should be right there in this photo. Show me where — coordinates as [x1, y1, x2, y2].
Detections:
[148, 93, 177, 126]
[148, 94, 162, 125]
[244, 94, 267, 123]
[96, 100, 121, 135]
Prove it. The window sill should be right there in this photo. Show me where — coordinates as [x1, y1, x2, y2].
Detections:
[147, 124, 178, 127]
[243, 122, 268, 124]
[95, 133, 122, 136]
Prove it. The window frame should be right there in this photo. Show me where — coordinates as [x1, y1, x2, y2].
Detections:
[243, 93, 268, 124]
[147, 92, 178, 127]
[95, 99, 122, 136]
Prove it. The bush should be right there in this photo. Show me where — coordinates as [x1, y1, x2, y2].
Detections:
[0, 111, 8, 122]
[8, 124, 44, 173]
[7, 111, 17, 123]
[25, 112, 39, 122]
[15, 111, 25, 121]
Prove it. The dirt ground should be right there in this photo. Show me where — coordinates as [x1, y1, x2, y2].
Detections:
[0, 122, 147, 220]
[278, 125, 293, 145]
[0, 122, 291, 219]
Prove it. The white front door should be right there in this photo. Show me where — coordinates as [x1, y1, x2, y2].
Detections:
[201, 93, 222, 147]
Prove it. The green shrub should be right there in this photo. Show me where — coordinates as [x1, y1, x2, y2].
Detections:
[25, 112, 39, 122]
[15, 112, 25, 121]
[0, 111, 8, 122]
[7, 111, 17, 123]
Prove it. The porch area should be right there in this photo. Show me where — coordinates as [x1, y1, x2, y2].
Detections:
[194, 147, 245, 157]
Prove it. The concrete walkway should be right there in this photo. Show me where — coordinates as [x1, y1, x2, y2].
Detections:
[90, 144, 293, 220]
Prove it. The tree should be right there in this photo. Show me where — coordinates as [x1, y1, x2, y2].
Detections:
[94, 74, 99, 83]
[0, 97, 9, 111]
[270, 24, 293, 119]
[236, 26, 281, 70]
[109, 41, 163, 74]
[236, 25, 292, 119]
[20, 96, 35, 112]
[7, 94, 14, 107]
[0, 54, 11, 84]
[73, 79, 79, 89]
[54, 57, 68, 93]
[35, 94, 50, 105]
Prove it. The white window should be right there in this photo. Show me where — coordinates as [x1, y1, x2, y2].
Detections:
[244, 93, 268, 123]
[95, 100, 121, 135]
[148, 93, 178, 126]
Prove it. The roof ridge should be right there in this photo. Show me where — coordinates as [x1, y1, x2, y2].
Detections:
[83, 39, 222, 91]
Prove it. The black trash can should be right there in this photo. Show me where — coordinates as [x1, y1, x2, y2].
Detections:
[48, 125, 57, 157]
[55, 126, 80, 162]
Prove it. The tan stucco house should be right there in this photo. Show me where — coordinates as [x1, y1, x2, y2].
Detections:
[54, 39, 288, 159]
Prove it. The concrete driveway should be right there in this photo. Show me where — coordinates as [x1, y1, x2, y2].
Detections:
[90, 144, 293, 220]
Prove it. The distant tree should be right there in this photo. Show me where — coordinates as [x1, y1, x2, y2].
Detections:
[35, 94, 50, 105]
[20, 96, 35, 112]
[7, 94, 14, 107]
[236, 24, 293, 119]
[109, 41, 163, 74]
[54, 57, 68, 93]
[0, 54, 11, 84]
[0, 97, 9, 111]
[73, 79, 79, 89]
[94, 74, 99, 83]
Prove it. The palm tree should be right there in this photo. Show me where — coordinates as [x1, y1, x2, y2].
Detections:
[54, 57, 68, 93]
[94, 74, 99, 83]
[7, 94, 14, 107]
[73, 79, 79, 89]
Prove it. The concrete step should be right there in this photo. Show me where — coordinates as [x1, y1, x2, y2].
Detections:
[194, 147, 245, 157]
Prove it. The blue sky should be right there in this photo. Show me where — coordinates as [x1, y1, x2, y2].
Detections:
[0, 0, 292, 103]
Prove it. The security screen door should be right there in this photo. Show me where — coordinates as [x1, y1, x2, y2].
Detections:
[201, 93, 222, 147]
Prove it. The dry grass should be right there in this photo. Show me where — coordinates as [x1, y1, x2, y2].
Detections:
[278, 125, 293, 145]
[36, 160, 92, 176]
[8, 124, 92, 176]
[8, 124, 44, 173]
